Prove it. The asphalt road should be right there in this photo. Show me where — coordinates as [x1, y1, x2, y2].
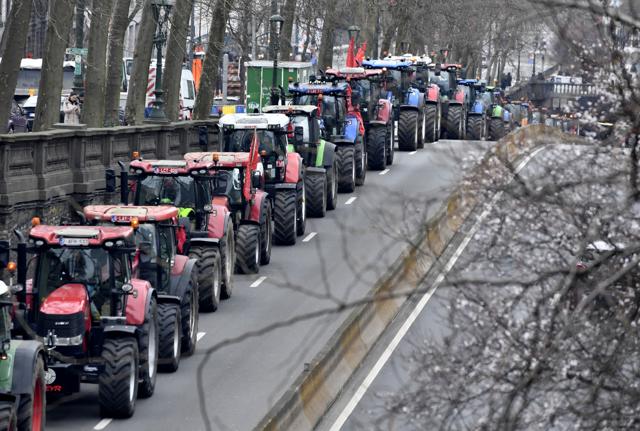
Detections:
[45, 139, 492, 431]
[318, 143, 623, 431]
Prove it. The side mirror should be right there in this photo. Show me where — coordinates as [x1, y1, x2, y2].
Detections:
[105, 169, 117, 193]
[121, 283, 134, 294]
[251, 171, 262, 189]
[294, 126, 304, 146]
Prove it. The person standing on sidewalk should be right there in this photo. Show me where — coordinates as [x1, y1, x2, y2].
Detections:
[63, 92, 81, 124]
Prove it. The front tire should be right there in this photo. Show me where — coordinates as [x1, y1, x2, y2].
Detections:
[424, 105, 438, 143]
[297, 181, 306, 236]
[273, 190, 297, 245]
[138, 296, 158, 399]
[0, 402, 16, 431]
[158, 303, 182, 373]
[99, 338, 139, 418]
[260, 199, 272, 265]
[398, 110, 419, 151]
[489, 117, 505, 140]
[446, 105, 463, 139]
[367, 127, 387, 170]
[189, 246, 221, 312]
[181, 279, 198, 356]
[467, 115, 483, 140]
[326, 162, 338, 210]
[220, 222, 235, 299]
[355, 137, 366, 186]
[386, 124, 395, 165]
[17, 356, 45, 431]
[337, 145, 356, 193]
[306, 172, 327, 217]
[235, 224, 261, 273]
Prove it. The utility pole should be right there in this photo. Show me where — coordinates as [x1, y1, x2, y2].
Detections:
[189, 0, 195, 69]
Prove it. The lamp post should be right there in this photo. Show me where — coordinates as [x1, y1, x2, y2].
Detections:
[532, 36, 540, 78]
[147, 0, 175, 122]
[269, 13, 284, 106]
[348, 25, 360, 44]
[72, 0, 85, 97]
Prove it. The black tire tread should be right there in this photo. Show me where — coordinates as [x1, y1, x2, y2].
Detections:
[336, 146, 356, 193]
[367, 127, 386, 170]
[99, 338, 138, 418]
[180, 284, 198, 355]
[489, 117, 505, 140]
[424, 105, 438, 143]
[189, 246, 220, 312]
[326, 163, 338, 210]
[17, 356, 44, 431]
[306, 173, 327, 217]
[137, 296, 158, 399]
[398, 110, 418, 151]
[235, 224, 261, 273]
[0, 401, 16, 431]
[467, 115, 483, 140]
[273, 190, 297, 245]
[158, 303, 181, 373]
[447, 105, 463, 139]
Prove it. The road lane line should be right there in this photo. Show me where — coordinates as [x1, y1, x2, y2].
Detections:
[345, 197, 357, 205]
[409, 150, 417, 155]
[329, 145, 545, 430]
[250, 276, 267, 287]
[379, 169, 390, 176]
[94, 419, 112, 430]
[303, 232, 317, 242]
[197, 332, 206, 341]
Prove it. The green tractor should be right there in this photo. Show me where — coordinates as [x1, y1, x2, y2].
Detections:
[0, 242, 47, 431]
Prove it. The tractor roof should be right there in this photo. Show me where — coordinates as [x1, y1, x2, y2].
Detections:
[458, 79, 478, 85]
[288, 81, 349, 95]
[325, 67, 384, 80]
[184, 152, 252, 168]
[30, 225, 134, 247]
[218, 113, 289, 129]
[84, 205, 178, 223]
[129, 159, 214, 175]
[262, 105, 318, 116]
[362, 59, 413, 70]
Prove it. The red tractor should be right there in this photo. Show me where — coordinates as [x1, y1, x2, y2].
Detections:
[183, 139, 273, 272]
[107, 157, 235, 312]
[12, 224, 158, 418]
[83, 205, 200, 370]
[429, 63, 467, 140]
[325, 67, 395, 170]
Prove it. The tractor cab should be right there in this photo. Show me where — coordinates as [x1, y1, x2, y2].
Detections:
[429, 63, 463, 100]
[262, 105, 322, 167]
[362, 58, 416, 107]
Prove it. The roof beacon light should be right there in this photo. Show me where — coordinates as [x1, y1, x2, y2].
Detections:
[31, 217, 41, 227]
[131, 217, 140, 230]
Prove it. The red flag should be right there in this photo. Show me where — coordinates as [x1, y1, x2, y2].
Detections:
[355, 41, 367, 66]
[244, 128, 259, 201]
[346, 37, 356, 67]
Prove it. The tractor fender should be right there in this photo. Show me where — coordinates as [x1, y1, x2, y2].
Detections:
[248, 190, 269, 223]
[10, 339, 46, 396]
[284, 152, 303, 184]
[168, 257, 197, 299]
[206, 202, 231, 240]
[305, 166, 326, 177]
[103, 324, 138, 338]
[156, 294, 182, 306]
[321, 141, 336, 169]
[399, 104, 420, 112]
[374, 99, 393, 123]
[331, 138, 355, 147]
[126, 279, 155, 326]
[367, 120, 387, 128]
[343, 114, 360, 143]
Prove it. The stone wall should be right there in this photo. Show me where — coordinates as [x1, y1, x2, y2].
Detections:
[0, 120, 220, 238]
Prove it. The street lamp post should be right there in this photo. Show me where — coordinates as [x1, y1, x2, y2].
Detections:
[72, 0, 85, 97]
[269, 13, 284, 106]
[147, 0, 175, 122]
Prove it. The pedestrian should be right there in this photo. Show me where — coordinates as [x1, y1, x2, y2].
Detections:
[63, 92, 81, 124]
[506, 72, 512, 88]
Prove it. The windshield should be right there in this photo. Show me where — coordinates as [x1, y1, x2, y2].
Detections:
[136, 175, 198, 207]
[211, 169, 242, 204]
[225, 130, 283, 155]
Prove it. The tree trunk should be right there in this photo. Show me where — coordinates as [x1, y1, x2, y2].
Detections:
[193, 0, 232, 120]
[380, 24, 396, 58]
[278, 0, 296, 60]
[0, 0, 34, 130]
[163, 0, 193, 122]
[318, 0, 338, 71]
[33, 0, 76, 132]
[104, 0, 132, 126]
[125, 0, 155, 125]
[83, 0, 113, 127]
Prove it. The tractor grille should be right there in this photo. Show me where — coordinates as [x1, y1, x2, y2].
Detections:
[37, 311, 85, 339]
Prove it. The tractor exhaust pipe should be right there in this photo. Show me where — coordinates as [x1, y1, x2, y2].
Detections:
[13, 230, 27, 305]
[118, 161, 129, 205]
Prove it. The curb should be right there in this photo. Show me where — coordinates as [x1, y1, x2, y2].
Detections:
[255, 125, 578, 431]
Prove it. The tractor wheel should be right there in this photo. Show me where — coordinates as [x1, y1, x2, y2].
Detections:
[273, 190, 297, 245]
[235, 224, 261, 273]
[367, 127, 386, 170]
[424, 105, 438, 143]
[260, 199, 272, 265]
[326, 162, 338, 210]
[306, 172, 327, 217]
[0, 402, 16, 431]
[158, 303, 182, 373]
[336, 146, 356, 193]
[17, 356, 45, 431]
[489, 118, 505, 140]
[355, 137, 367, 186]
[467, 116, 484, 140]
[386, 124, 395, 165]
[138, 296, 158, 399]
[189, 246, 221, 312]
[297, 181, 306, 236]
[99, 337, 139, 418]
[220, 222, 235, 299]
[446, 106, 463, 140]
[398, 110, 418, 151]
[180, 274, 198, 356]
[417, 109, 426, 149]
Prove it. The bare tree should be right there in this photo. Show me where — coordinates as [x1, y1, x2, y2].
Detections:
[279, 0, 297, 60]
[164, 0, 194, 122]
[0, 0, 34, 130]
[104, 0, 133, 126]
[33, 0, 76, 131]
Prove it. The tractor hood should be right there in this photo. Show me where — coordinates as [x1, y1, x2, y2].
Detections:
[40, 283, 89, 316]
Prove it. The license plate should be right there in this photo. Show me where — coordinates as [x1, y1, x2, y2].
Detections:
[59, 238, 89, 246]
[111, 215, 132, 223]
[154, 167, 178, 174]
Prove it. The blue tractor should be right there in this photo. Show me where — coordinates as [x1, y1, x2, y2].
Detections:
[458, 79, 487, 140]
[362, 58, 430, 151]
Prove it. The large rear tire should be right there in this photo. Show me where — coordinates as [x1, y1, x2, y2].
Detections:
[424, 105, 438, 143]
[336, 145, 356, 193]
[467, 115, 484, 140]
[158, 303, 181, 373]
[235, 224, 261, 273]
[306, 172, 327, 217]
[355, 137, 366, 186]
[446, 105, 463, 139]
[326, 163, 338, 210]
[138, 296, 158, 399]
[0, 402, 16, 431]
[273, 190, 297, 245]
[367, 127, 386, 170]
[99, 338, 139, 418]
[220, 222, 235, 299]
[181, 279, 198, 355]
[17, 356, 45, 431]
[489, 117, 505, 140]
[189, 246, 221, 312]
[260, 199, 272, 265]
[398, 110, 418, 151]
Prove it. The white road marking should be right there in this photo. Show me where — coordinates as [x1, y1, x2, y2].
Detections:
[197, 332, 206, 341]
[329, 146, 545, 430]
[379, 169, 390, 176]
[250, 276, 267, 287]
[303, 232, 317, 242]
[345, 197, 357, 205]
[409, 150, 417, 155]
[94, 419, 112, 430]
